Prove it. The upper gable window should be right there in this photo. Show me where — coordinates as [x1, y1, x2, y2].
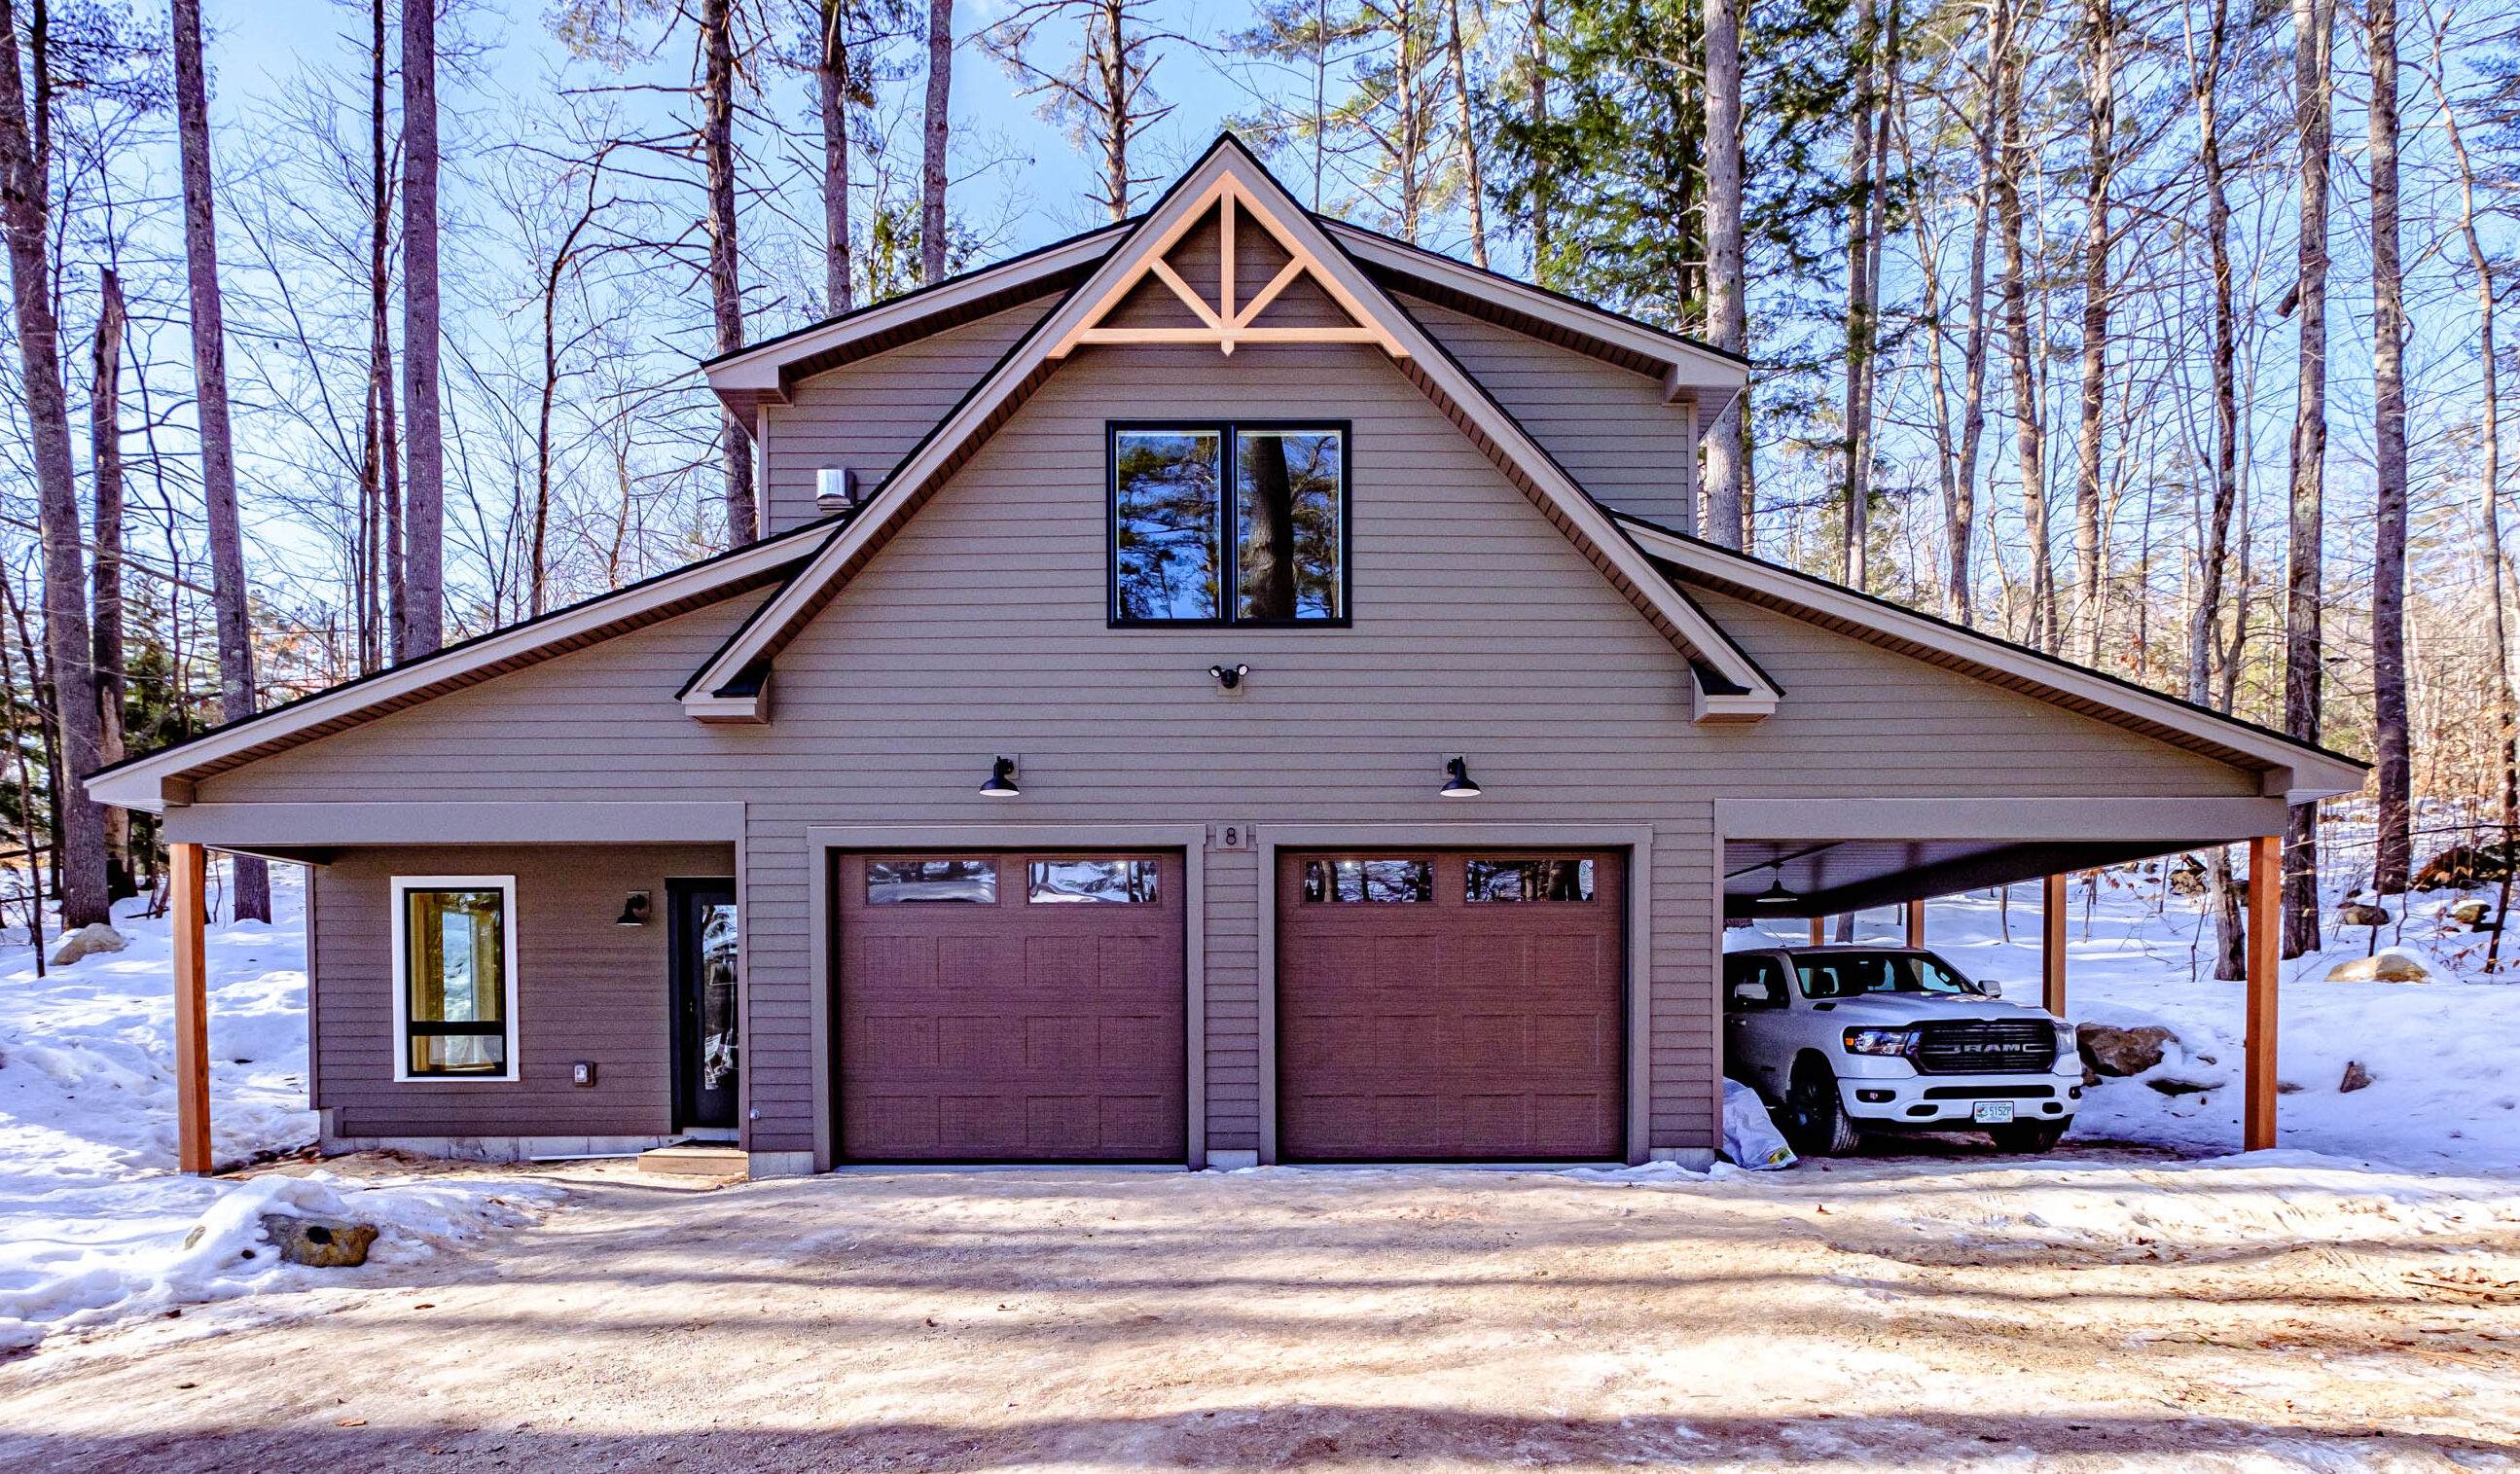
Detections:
[1110, 423, 1348, 625]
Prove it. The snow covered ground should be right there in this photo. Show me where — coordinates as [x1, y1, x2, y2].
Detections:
[0, 868, 554, 1354]
[1735, 862, 2520, 1172]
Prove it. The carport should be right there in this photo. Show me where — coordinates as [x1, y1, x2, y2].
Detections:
[1717, 797, 2285, 1145]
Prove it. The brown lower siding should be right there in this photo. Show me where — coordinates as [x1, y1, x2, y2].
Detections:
[312, 844, 737, 1140]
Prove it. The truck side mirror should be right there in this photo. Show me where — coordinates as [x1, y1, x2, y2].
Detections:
[1979, 979, 2003, 998]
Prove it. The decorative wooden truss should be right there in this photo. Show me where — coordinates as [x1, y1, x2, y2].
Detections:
[1047, 176, 1410, 360]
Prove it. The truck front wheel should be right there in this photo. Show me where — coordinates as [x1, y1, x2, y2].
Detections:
[1783, 1060, 1863, 1158]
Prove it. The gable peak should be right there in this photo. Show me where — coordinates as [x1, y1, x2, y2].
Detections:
[1048, 144, 1408, 362]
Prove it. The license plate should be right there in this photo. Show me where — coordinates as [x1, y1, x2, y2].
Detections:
[1973, 1101, 2016, 1125]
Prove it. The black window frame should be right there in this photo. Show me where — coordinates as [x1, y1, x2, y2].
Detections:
[1106, 419, 1354, 629]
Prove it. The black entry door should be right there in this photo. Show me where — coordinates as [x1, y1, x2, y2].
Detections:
[669, 880, 740, 1131]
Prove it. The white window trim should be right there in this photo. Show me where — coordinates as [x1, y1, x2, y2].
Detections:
[390, 874, 522, 1084]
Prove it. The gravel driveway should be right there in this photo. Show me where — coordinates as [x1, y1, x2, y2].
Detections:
[1, 1150, 2514, 1471]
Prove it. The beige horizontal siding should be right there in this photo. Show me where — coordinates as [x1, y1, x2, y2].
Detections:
[311, 844, 736, 1140]
[1402, 294, 1697, 528]
[217, 338, 2260, 1159]
[764, 300, 1055, 536]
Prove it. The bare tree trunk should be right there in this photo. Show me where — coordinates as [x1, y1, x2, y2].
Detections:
[1841, 0, 1882, 592]
[2181, 0, 2244, 976]
[1702, 0, 1745, 549]
[0, 0, 104, 927]
[2207, 847, 2246, 979]
[2186, 0, 2236, 710]
[1444, 0, 1488, 269]
[2436, 19, 2513, 968]
[1526, 0, 1550, 281]
[401, 0, 446, 657]
[172, 0, 269, 922]
[1096, 0, 1132, 219]
[1952, 29, 1998, 630]
[1993, 0, 2050, 651]
[818, 0, 852, 313]
[2281, 0, 2335, 957]
[703, 0, 754, 545]
[921, 0, 954, 284]
[0, 557, 44, 970]
[90, 267, 129, 900]
[2073, 0, 2115, 665]
[2368, 0, 2409, 896]
[372, 0, 401, 665]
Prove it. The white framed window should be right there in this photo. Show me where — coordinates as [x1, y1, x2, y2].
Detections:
[390, 875, 521, 1082]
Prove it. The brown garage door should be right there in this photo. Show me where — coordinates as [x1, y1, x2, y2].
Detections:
[1277, 849, 1624, 1161]
[838, 852, 1185, 1162]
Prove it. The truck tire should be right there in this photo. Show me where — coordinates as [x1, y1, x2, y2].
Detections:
[1783, 1060, 1862, 1158]
[1988, 1121, 2067, 1154]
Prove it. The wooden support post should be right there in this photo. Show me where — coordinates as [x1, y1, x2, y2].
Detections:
[171, 842, 211, 1176]
[1808, 917, 1825, 947]
[2245, 834, 2282, 1151]
[2041, 874, 2068, 1016]
[1905, 899, 1925, 948]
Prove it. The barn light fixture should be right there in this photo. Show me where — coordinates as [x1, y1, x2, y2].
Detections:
[981, 756, 1022, 797]
[1440, 756, 1482, 798]
[1752, 866, 1797, 906]
[617, 891, 651, 926]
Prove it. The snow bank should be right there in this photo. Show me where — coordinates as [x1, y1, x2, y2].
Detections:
[0, 873, 558, 1353]
[0, 1168, 558, 1351]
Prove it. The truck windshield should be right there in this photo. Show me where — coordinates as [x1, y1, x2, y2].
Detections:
[1796, 952, 1980, 999]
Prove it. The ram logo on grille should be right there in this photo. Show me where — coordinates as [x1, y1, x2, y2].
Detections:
[1913, 1021, 2057, 1074]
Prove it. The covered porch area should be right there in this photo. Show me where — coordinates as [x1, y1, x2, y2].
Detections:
[1716, 798, 2286, 1149]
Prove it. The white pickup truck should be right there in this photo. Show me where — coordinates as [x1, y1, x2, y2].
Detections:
[1723, 945, 2082, 1156]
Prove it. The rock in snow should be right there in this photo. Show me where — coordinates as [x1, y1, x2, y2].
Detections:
[2341, 1060, 2374, 1094]
[47, 922, 126, 966]
[257, 1213, 378, 1268]
[2323, 948, 2436, 983]
[2078, 1024, 2175, 1077]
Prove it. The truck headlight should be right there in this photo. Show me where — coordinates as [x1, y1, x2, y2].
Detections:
[2054, 1022, 2078, 1054]
[1842, 1026, 1912, 1057]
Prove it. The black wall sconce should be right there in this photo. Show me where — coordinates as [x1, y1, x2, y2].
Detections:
[617, 891, 651, 926]
[981, 755, 1022, 797]
[1208, 663, 1251, 691]
[1440, 755, 1482, 798]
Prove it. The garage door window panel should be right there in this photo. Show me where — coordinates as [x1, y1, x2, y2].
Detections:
[1465, 857, 1597, 903]
[867, 858, 998, 904]
[1303, 857, 1433, 903]
[1027, 858, 1161, 904]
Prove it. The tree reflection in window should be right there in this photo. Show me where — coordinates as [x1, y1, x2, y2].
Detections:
[1465, 858, 1596, 903]
[1304, 857, 1433, 903]
[1237, 431, 1343, 620]
[1113, 430, 1222, 620]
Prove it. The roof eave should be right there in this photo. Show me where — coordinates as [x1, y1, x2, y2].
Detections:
[1617, 516, 2367, 797]
[702, 226, 1129, 415]
[86, 524, 827, 811]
